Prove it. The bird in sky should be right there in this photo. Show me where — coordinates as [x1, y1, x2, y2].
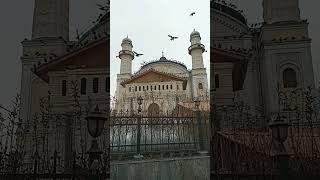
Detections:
[190, 12, 196, 16]
[133, 51, 143, 57]
[168, 35, 178, 41]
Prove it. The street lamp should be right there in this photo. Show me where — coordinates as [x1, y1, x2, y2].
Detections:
[85, 105, 107, 173]
[86, 105, 107, 138]
[135, 96, 143, 159]
[269, 113, 290, 179]
[194, 98, 200, 110]
[137, 96, 143, 114]
[269, 113, 290, 154]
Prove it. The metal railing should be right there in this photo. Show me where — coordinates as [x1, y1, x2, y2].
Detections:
[211, 103, 320, 179]
[110, 113, 210, 160]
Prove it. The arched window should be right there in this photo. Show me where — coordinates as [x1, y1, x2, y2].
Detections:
[215, 74, 220, 89]
[93, 78, 99, 93]
[198, 83, 203, 89]
[62, 80, 67, 96]
[283, 68, 297, 88]
[81, 78, 87, 95]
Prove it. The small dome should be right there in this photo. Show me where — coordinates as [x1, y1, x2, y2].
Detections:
[160, 56, 167, 61]
[122, 36, 132, 44]
[190, 30, 200, 38]
[159, 51, 168, 61]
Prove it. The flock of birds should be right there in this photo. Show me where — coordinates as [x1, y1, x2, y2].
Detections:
[117, 11, 197, 59]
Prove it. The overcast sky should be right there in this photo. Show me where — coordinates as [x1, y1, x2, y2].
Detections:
[110, 0, 211, 98]
[0, 0, 319, 108]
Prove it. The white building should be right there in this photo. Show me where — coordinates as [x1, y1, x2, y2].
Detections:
[114, 31, 209, 116]
[212, 0, 315, 115]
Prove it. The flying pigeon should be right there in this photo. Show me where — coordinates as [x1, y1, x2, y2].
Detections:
[168, 35, 178, 41]
[133, 51, 143, 57]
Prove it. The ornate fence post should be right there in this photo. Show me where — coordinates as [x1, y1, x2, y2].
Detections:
[194, 99, 207, 154]
[134, 96, 143, 159]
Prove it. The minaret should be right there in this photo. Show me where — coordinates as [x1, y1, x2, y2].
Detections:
[32, 0, 69, 40]
[119, 37, 134, 74]
[20, 0, 70, 125]
[260, 0, 315, 114]
[116, 37, 134, 111]
[189, 30, 208, 100]
[189, 30, 205, 69]
[263, 0, 300, 24]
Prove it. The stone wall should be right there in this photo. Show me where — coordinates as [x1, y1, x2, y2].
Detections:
[111, 156, 210, 180]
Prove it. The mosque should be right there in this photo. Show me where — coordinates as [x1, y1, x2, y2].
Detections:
[114, 30, 209, 116]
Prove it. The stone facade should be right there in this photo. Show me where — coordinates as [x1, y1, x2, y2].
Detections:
[212, 0, 315, 115]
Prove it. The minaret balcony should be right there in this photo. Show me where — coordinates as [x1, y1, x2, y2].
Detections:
[188, 43, 205, 54]
[119, 50, 135, 60]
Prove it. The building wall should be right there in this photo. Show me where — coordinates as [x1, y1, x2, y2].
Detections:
[49, 68, 109, 112]
[115, 62, 209, 115]
[260, 22, 315, 114]
[212, 63, 234, 105]
[117, 80, 189, 115]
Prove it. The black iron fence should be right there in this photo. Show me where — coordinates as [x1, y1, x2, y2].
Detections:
[110, 113, 210, 160]
[211, 102, 320, 179]
[0, 149, 110, 179]
[0, 173, 109, 180]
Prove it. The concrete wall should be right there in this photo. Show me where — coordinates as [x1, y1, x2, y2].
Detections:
[111, 156, 210, 180]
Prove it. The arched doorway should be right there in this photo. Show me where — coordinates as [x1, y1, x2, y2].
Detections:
[148, 103, 160, 116]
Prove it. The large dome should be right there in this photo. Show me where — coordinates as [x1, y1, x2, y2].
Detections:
[211, 1, 247, 25]
[137, 56, 188, 75]
[79, 12, 109, 43]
